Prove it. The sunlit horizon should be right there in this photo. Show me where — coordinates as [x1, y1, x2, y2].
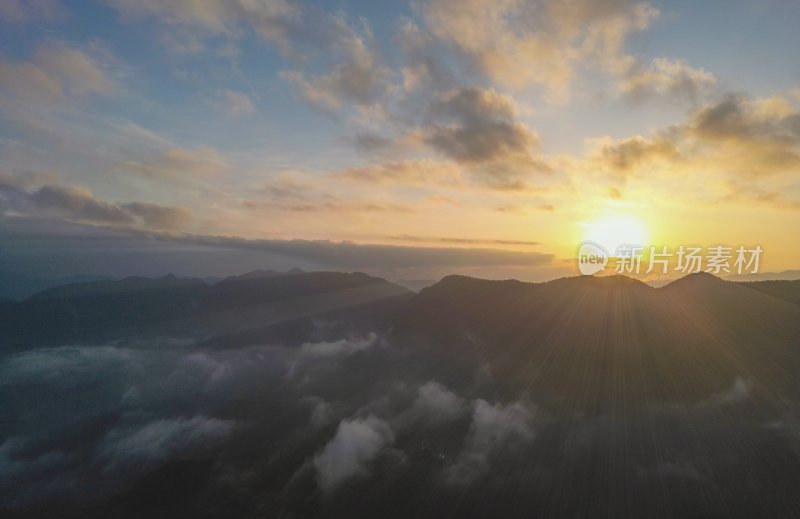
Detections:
[0, 0, 798, 281]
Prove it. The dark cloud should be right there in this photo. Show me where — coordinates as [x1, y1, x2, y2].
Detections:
[32, 185, 134, 224]
[339, 88, 554, 190]
[426, 87, 538, 163]
[686, 95, 800, 177]
[0, 216, 556, 280]
[0, 218, 553, 275]
[690, 95, 800, 146]
[588, 94, 800, 186]
[593, 135, 680, 182]
[149, 231, 555, 269]
[0, 177, 192, 230]
[330, 87, 555, 192]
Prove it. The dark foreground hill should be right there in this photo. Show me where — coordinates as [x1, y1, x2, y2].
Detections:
[3, 272, 800, 519]
[391, 273, 800, 406]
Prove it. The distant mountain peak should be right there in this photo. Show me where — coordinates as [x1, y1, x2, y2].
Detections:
[663, 271, 723, 289]
[286, 267, 306, 275]
[221, 269, 282, 282]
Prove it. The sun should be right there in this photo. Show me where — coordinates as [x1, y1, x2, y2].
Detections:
[583, 215, 649, 256]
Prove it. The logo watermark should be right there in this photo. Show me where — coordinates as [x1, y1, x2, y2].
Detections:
[576, 243, 763, 276]
[577, 241, 609, 275]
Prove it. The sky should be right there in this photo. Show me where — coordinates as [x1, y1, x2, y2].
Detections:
[0, 0, 799, 281]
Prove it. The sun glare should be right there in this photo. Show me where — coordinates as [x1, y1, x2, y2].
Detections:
[583, 215, 649, 256]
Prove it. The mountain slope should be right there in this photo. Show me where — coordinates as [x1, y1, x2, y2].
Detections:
[736, 279, 800, 306]
[0, 271, 410, 350]
[391, 273, 800, 408]
[0, 271, 112, 301]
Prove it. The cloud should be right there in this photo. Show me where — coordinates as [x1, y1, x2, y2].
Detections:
[444, 399, 536, 485]
[415, 0, 659, 101]
[33, 43, 117, 97]
[303, 397, 334, 427]
[394, 18, 454, 93]
[353, 133, 395, 152]
[590, 135, 680, 182]
[300, 333, 381, 358]
[0, 216, 557, 275]
[243, 197, 415, 214]
[313, 415, 394, 492]
[0, 345, 139, 388]
[259, 178, 311, 200]
[620, 57, 716, 101]
[0, 177, 192, 230]
[105, 0, 298, 45]
[250, 176, 423, 218]
[219, 90, 256, 116]
[685, 95, 800, 178]
[0, 42, 117, 103]
[0, 336, 386, 503]
[0, 436, 75, 482]
[574, 94, 800, 201]
[121, 202, 192, 229]
[423, 87, 550, 189]
[690, 95, 800, 144]
[119, 146, 230, 181]
[0, 337, 405, 507]
[723, 183, 800, 211]
[143, 232, 555, 269]
[467, 399, 536, 453]
[426, 88, 536, 162]
[280, 26, 389, 111]
[387, 235, 539, 246]
[107, 0, 391, 111]
[699, 377, 752, 408]
[336, 159, 463, 187]
[30, 185, 134, 225]
[407, 382, 467, 424]
[99, 416, 236, 467]
[494, 203, 555, 214]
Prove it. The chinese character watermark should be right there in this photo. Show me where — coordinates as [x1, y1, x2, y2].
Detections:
[576, 242, 763, 276]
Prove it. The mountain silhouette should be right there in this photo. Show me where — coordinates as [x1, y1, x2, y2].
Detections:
[4, 270, 800, 518]
[0, 271, 410, 350]
[391, 273, 800, 407]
